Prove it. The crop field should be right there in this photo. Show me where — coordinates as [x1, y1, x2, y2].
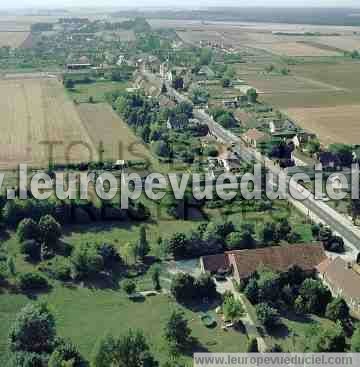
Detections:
[310, 35, 360, 51]
[0, 31, 29, 47]
[150, 18, 360, 33]
[285, 104, 360, 145]
[0, 77, 96, 168]
[176, 29, 224, 45]
[0, 77, 153, 169]
[234, 58, 360, 109]
[247, 40, 341, 57]
[246, 73, 343, 95]
[77, 103, 152, 162]
[290, 60, 360, 90]
[177, 25, 348, 56]
[0, 16, 59, 31]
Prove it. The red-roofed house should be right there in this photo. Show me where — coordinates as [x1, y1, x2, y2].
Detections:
[241, 128, 270, 148]
[200, 243, 326, 282]
[317, 257, 360, 318]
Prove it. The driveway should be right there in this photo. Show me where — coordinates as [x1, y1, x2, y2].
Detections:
[215, 278, 268, 352]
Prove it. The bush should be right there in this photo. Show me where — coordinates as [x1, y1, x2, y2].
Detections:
[255, 302, 279, 329]
[226, 232, 243, 250]
[325, 297, 349, 322]
[71, 243, 104, 280]
[152, 141, 171, 158]
[122, 279, 136, 295]
[151, 265, 161, 291]
[170, 273, 196, 303]
[299, 278, 332, 315]
[244, 278, 259, 304]
[246, 338, 259, 352]
[8, 302, 56, 353]
[91, 330, 155, 367]
[306, 323, 346, 352]
[20, 240, 42, 262]
[97, 243, 121, 270]
[38, 215, 62, 248]
[128, 202, 151, 221]
[164, 310, 191, 353]
[7, 351, 46, 367]
[0, 262, 7, 283]
[47, 257, 72, 281]
[222, 294, 244, 323]
[18, 272, 49, 291]
[48, 339, 88, 367]
[3, 198, 57, 227]
[17, 218, 39, 242]
[196, 272, 217, 299]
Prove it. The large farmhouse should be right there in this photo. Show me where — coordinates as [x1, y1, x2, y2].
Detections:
[200, 243, 326, 283]
[317, 257, 360, 318]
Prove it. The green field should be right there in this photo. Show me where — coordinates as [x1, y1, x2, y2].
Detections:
[240, 294, 335, 352]
[0, 197, 314, 361]
[0, 289, 248, 365]
[233, 58, 360, 108]
[67, 80, 130, 103]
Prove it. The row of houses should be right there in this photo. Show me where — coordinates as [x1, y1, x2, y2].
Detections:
[199, 40, 235, 53]
[200, 244, 360, 318]
[207, 151, 241, 176]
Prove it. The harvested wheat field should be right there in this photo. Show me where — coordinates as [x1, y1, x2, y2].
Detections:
[0, 31, 29, 47]
[177, 30, 223, 45]
[312, 36, 360, 52]
[77, 103, 151, 162]
[0, 77, 96, 168]
[249, 41, 341, 57]
[285, 105, 360, 145]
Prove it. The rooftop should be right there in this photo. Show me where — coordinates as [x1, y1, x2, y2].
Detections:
[201, 253, 230, 274]
[242, 128, 270, 142]
[228, 243, 326, 280]
[201, 243, 326, 279]
[319, 257, 360, 301]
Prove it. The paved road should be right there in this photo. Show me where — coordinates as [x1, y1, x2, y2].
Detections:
[207, 116, 360, 250]
[141, 70, 360, 251]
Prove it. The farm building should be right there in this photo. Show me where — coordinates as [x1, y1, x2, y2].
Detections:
[66, 55, 91, 70]
[268, 119, 297, 134]
[222, 99, 238, 109]
[317, 257, 360, 318]
[241, 128, 270, 148]
[292, 131, 316, 149]
[200, 243, 326, 282]
[269, 119, 285, 134]
[217, 151, 241, 172]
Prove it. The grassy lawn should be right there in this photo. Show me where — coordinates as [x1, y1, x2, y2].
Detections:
[3, 217, 201, 275]
[67, 80, 130, 103]
[0, 286, 248, 365]
[267, 313, 335, 352]
[0, 196, 315, 363]
[240, 294, 335, 352]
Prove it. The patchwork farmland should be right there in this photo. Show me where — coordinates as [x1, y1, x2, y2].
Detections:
[77, 103, 152, 162]
[0, 31, 29, 47]
[0, 77, 96, 168]
[285, 105, 360, 145]
[0, 77, 153, 169]
[247, 41, 341, 57]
